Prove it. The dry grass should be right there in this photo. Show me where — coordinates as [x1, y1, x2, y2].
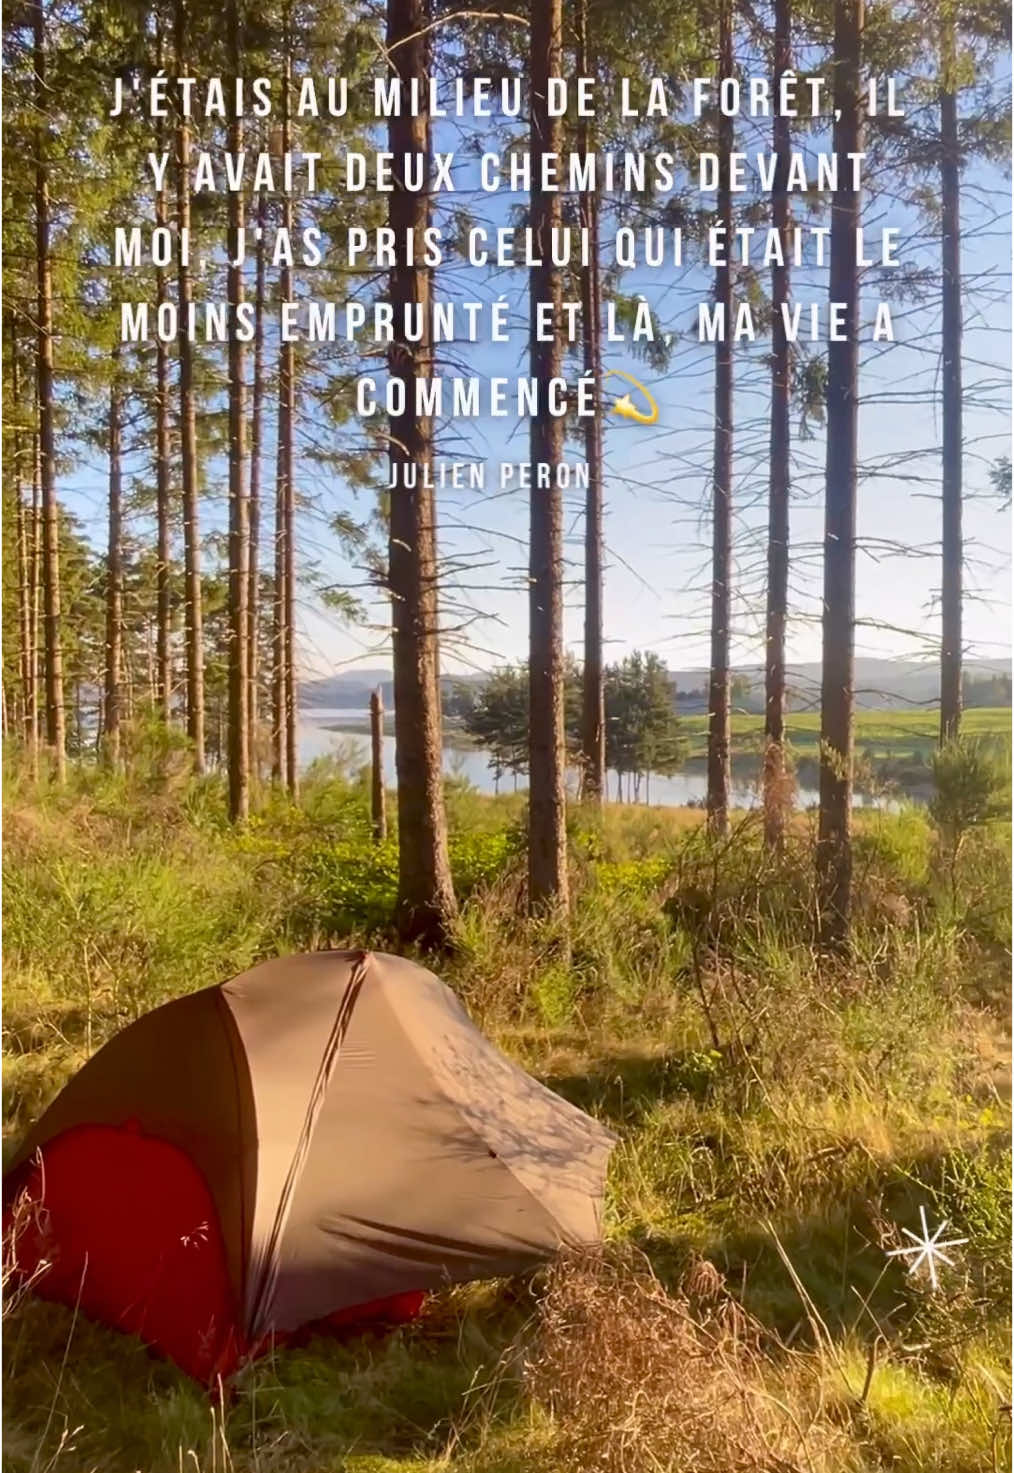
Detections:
[519, 1247, 849, 1473]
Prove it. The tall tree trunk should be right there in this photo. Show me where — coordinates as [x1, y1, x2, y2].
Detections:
[817, 0, 863, 950]
[226, 0, 250, 822]
[146, 620, 155, 707]
[271, 180, 286, 791]
[248, 188, 267, 771]
[282, 359, 297, 798]
[706, 0, 734, 837]
[763, 0, 792, 848]
[386, 0, 457, 945]
[34, 0, 65, 783]
[528, 0, 570, 914]
[154, 28, 172, 721]
[15, 430, 31, 739]
[28, 426, 41, 778]
[271, 411, 287, 787]
[123, 634, 134, 723]
[175, 0, 205, 773]
[370, 686, 387, 842]
[104, 346, 124, 766]
[11, 323, 35, 763]
[578, 0, 605, 806]
[276, 26, 298, 797]
[939, 12, 962, 746]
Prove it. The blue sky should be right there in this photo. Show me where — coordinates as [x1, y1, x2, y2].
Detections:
[61, 60, 1012, 688]
[294, 97, 1011, 683]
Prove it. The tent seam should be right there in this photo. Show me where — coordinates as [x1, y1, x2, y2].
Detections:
[215, 989, 253, 1314]
[245, 951, 371, 1339]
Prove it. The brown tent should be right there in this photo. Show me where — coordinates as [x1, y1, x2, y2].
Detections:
[5, 950, 614, 1381]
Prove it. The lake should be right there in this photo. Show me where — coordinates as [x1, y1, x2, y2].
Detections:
[297, 707, 876, 810]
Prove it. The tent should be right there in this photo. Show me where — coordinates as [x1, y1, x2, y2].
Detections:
[4, 950, 614, 1382]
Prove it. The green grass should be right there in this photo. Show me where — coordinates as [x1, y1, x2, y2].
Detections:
[3, 751, 1010, 1473]
[681, 705, 1011, 760]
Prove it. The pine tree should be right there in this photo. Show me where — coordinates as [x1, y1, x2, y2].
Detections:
[817, 0, 864, 949]
[763, 0, 792, 847]
[103, 344, 124, 765]
[578, 0, 605, 806]
[273, 7, 298, 797]
[527, 0, 569, 914]
[226, 0, 250, 821]
[706, 0, 734, 837]
[385, 0, 457, 944]
[938, 1, 962, 744]
[154, 22, 173, 721]
[174, 0, 205, 773]
[248, 188, 267, 768]
[34, 0, 66, 782]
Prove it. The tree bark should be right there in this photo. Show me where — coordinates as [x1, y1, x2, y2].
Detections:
[226, 0, 250, 822]
[175, 0, 205, 773]
[15, 418, 30, 739]
[527, 0, 570, 914]
[939, 12, 962, 746]
[28, 426, 41, 778]
[34, 0, 65, 783]
[386, 0, 457, 945]
[248, 188, 267, 770]
[271, 46, 291, 789]
[817, 0, 863, 950]
[578, 0, 605, 807]
[763, 0, 792, 848]
[14, 472, 30, 743]
[123, 628, 134, 724]
[103, 346, 124, 766]
[271, 415, 287, 787]
[706, 0, 734, 837]
[11, 322, 36, 765]
[146, 619, 155, 707]
[154, 29, 172, 721]
[370, 686, 387, 843]
[282, 343, 297, 799]
[274, 19, 298, 797]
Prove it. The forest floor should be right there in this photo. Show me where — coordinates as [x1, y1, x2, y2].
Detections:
[2, 748, 1011, 1473]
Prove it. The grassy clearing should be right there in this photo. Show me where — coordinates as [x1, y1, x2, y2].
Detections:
[2, 752, 1010, 1473]
[680, 706, 1012, 754]
[678, 708, 1012, 797]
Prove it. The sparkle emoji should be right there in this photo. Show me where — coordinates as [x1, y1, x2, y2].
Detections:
[886, 1204, 968, 1291]
[604, 369, 658, 426]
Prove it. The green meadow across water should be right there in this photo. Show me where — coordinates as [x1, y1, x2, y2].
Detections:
[679, 706, 1012, 756]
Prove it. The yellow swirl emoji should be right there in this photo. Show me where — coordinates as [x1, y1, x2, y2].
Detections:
[603, 369, 658, 426]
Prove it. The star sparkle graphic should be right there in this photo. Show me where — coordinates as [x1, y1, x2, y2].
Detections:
[886, 1204, 968, 1290]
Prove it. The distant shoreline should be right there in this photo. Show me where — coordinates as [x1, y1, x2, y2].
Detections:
[301, 704, 1010, 803]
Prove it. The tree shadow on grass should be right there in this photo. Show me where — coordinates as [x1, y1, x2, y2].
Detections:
[542, 1047, 721, 1128]
[627, 1141, 1010, 1355]
[3, 1280, 531, 1473]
